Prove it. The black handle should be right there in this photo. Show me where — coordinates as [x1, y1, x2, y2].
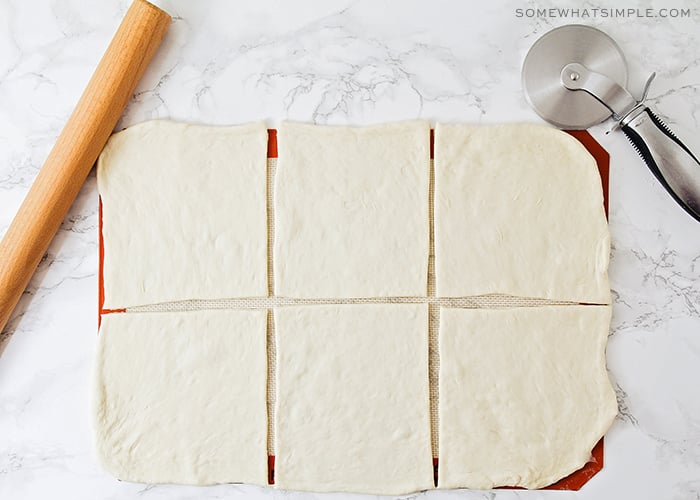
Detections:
[621, 107, 700, 223]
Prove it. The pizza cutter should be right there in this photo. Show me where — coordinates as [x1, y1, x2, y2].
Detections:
[522, 24, 700, 223]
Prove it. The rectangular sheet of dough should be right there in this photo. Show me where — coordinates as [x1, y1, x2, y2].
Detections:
[274, 304, 434, 494]
[434, 123, 610, 303]
[98, 120, 268, 308]
[93, 310, 268, 485]
[274, 121, 430, 298]
[438, 306, 617, 490]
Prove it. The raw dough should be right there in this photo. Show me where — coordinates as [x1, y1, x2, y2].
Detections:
[434, 123, 610, 303]
[93, 310, 268, 485]
[438, 305, 617, 489]
[274, 121, 430, 298]
[98, 120, 268, 308]
[275, 304, 434, 494]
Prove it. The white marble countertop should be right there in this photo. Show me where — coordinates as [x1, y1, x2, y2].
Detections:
[1, 0, 699, 499]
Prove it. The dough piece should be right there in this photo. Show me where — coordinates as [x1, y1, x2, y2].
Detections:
[434, 123, 610, 303]
[274, 121, 430, 298]
[438, 306, 617, 489]
[98, 120, 268, 308]
[93, 310, 268, 485]
[275, 304, 434, 494]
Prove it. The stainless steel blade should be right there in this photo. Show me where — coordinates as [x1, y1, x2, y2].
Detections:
[522, 24, 628, 129]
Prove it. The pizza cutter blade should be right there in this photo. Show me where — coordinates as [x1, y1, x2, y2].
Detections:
[522, 24, 700, 223]
[522, 24, 628, 130]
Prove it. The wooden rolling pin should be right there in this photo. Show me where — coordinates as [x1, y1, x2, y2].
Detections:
[0, 0, 171, 334]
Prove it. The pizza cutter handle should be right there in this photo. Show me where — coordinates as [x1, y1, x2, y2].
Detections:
[621, 107, 700, 223]
[0, 0, 170, 335]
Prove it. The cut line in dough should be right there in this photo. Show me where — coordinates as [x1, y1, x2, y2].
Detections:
[93, 119, 614, 495]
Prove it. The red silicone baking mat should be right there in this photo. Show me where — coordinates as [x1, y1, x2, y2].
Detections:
[98, 127, 610, 491]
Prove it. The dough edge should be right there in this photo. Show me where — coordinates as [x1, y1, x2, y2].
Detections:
[437, 305, 618, 490]
[97, 119, 269, 309]
[433, 122, 611, 304]
[273, 303, 435, 495]
[92, 310, 269, 486]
